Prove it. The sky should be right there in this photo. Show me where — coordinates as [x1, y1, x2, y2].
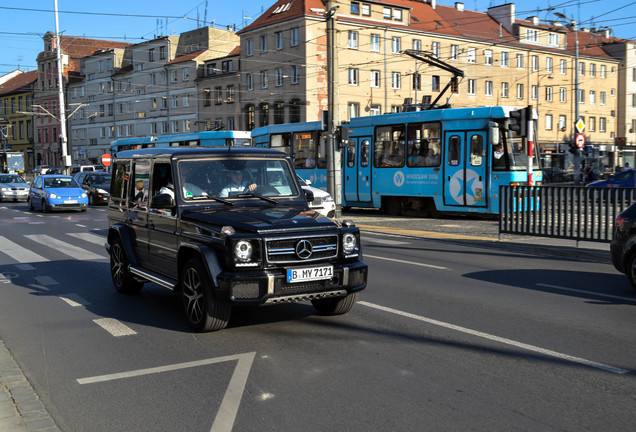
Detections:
[1, 0, 635, 76]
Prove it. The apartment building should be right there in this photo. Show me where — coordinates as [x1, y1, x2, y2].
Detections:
[0, 70, 37, 172]
[33, 32, 131, 167]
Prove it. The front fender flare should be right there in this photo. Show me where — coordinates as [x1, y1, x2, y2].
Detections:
[107, 225, 138, 266]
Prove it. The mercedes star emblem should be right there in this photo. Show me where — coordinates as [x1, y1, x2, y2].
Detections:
[295, 239, 313, 259]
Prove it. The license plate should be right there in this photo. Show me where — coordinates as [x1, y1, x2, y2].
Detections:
[287, 265, 333, 283]
[64, 200, 78, 204]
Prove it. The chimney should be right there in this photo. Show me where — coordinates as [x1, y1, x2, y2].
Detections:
[488, 3, 515, 35]
[455, 2, 464, 11]
[528, 16, 539, 25]
[429, 0, 436, 9]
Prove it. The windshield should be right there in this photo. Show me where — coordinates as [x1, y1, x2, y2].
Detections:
[178, 158, 299, 201]
[0, 175, 26, 184]
[89, 173, 112, 183]
[493, 130, 541, 171]
[43, 177, 80, 188]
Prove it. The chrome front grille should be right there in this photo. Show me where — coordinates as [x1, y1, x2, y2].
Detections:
[266, 234, 338, 264]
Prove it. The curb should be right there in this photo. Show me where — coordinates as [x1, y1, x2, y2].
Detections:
[0, 340, 60, 432]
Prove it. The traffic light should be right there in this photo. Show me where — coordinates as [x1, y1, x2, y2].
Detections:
[508, 107, 528, 137]
[569, 142, 579, 155]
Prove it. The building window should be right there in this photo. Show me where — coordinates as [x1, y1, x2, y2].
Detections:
[370, 105, 381, 115]
[226, 86, 235, 103]
[590, 63, 596, 77]
[348, 102, 360, 120]
[383, 7, 391, 19]
[549, 33, 559, 46]
[558, 115, 566, 131]
[412, 73, 420, 91]
[600, 91, 606, 105]
[214, 87, 222, 105]
[578, 89, 585, 103]
[291, 65, 300, 84]
[350, 2, 360, 14]
[259, 103, 269, 127]
[500, 51, 509, 67]
[531, 85, 538, 100]
[450, 45, 458, 61]
[149, 49, 155, 62]
[579, 62, 585, 76]
[348, 68, 359, 85]
[246, 105, 255, 130]
[560, 59, 567, 75]
[484, 50, 493, 65]
[348, 31, 359, 49]
[601, 65, 606, 78]
[260, 71, 268, 88]
[370, 34, 380, 52]
[172, 95, 179, 108]
[260, 35, 268, 53]
[159, 46, 166, 59]
[467, 47, 476, 63]
[532, 55, 538, 71]
[393, 9, 402, 21]
[468, 79, 476, 95]
[274, 101, 285, 124]
[291, 28, 299, 46]
[545, 114, 553, 130]
[432, 42, 440, 58]
[485, 80, 493, 96]
[391, 37, 401, 54]
[546, 57, 553, 73]
[560, 87, 567, 103]
[371, 70, 381, 88]
[516, 53, 524, 68]
[526, 29, 538, 42]
[589, 116, 596, 132]
[276, 68, 284, 86]
[432, 75, 440, 91]
[276, 31, 283, 50]
[391, 72, 401, 89]
[246, 39, 253, 56]
[362, 3, 370, 15]
[247, 74, 253, 91]
[501, 82, 509, 98]
[183, 68, 190, 81]
[413, 39, 421, 51]
[600, 117, 606, 132]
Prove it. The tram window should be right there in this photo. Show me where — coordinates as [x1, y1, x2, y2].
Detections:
[271, 133, 291, 156]
[374, 125, 405, 168]
[360, 140, 369, 167]
[347, 144, 355, 167]
[317, 133, 327, 169]
[293, 132, 317, 169]
[470, 135, 483, 166]
[448, 135, 461, 166]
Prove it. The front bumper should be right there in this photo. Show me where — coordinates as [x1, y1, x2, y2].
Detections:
[0, 190, 28, 201]
[217, 261, 368, 305]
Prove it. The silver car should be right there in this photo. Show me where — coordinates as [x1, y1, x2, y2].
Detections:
[0, 173, 29, 202]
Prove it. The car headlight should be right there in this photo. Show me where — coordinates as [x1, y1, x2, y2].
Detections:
[0, 187, 7, 192]
[82, 193, 88, 198]
[323, 195, 334, 202]
[234, 240, 253, 262]
[49, 193, 57, 199]
[96, 188, 107, 194]
[342, 233, 357, 253]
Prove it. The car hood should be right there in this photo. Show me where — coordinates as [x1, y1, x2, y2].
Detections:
[586, 179, 611, 188]
[181, 206, 338, 233]
[41, 187, 86, 196]
[0, 182, 28, 188]
[89, 182, 111, 190]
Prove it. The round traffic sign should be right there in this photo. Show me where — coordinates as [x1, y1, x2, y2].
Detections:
[575, 133, 585, 149]
[101, 153, 111, 167]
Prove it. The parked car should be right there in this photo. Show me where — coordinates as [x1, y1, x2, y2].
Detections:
[586, 169, 636, 201]
[32, 165, 50, 175]
[297, 175, 336, 218]
[28, 175, 88, 212]
[0, 173, 29, 202]
[611, 202, 636, 290]
[106, 147, 367, 332]
[73, 171, 112, 205]
[69, 164, 104, 175]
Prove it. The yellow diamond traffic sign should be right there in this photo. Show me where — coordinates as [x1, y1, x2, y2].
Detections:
[575, 118, 585, 133]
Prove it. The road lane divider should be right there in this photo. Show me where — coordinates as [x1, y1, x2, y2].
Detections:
[359, 301, 630, 375]
[364, 254, 448, 270]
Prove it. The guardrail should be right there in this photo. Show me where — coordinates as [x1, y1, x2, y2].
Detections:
[499, 185, 636, 244]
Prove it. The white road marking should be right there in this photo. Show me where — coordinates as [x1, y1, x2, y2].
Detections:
[77, 352, 256, 432]
[361, 237, 408, 246]
[25, 234, 104, 261]
[93, 318, 137, 337]
[59, 294, 90, 307]
[364, 254, 448, 270]
[0, 236, 48, 262]
[67, 232, 105, 246]
[537, 283, 636, 303]
[359, 301, 630, 375]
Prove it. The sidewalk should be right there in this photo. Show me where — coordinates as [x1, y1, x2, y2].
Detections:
[0, 341, 59, 432]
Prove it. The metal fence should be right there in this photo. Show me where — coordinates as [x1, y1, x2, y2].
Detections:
[499, 186, 636, 243]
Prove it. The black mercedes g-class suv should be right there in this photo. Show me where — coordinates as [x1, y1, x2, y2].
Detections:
[105, 147, 367, 332]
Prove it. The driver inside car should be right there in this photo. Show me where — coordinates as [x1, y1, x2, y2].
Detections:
[219, 167, 257, 197]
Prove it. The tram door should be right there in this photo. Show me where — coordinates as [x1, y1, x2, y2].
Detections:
[443, 131, 487, 208]
[344, 138, 372, 203]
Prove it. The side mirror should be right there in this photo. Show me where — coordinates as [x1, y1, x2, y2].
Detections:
[304, 178, 312, 186]
[303, 189, 315, 203]
[150, 193, 175, 209]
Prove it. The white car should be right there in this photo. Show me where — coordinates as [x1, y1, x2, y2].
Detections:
[297, 175, 336, 218]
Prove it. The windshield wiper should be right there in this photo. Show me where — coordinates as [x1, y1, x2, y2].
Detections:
[237, 193, 279, 205]
[189, 195, 235, 206]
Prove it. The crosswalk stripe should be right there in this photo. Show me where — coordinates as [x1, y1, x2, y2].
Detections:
[25, 234, 104, 261]
[0, 236, 49, 263]
[93, 318, 137, 337]
[67, 232, 105, 246]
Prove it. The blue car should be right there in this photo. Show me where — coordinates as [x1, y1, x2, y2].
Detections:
[28, 175, 88, 212]
[586, 169, 636, 201]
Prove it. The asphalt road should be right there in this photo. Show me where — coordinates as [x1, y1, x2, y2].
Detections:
[0, 202, 634, 431]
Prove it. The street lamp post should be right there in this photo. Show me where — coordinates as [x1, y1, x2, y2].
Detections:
[555, 12, 581, 184]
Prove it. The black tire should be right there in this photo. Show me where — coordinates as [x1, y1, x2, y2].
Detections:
[28, 197, 34, 211]
[42, 199, 50, 213]
[109, 237, 143, 293]
[627, 252, 636, 292]
[88, 194, 94, 205]
[181, 258, 230, 332]
[312, 292, 358, 315]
